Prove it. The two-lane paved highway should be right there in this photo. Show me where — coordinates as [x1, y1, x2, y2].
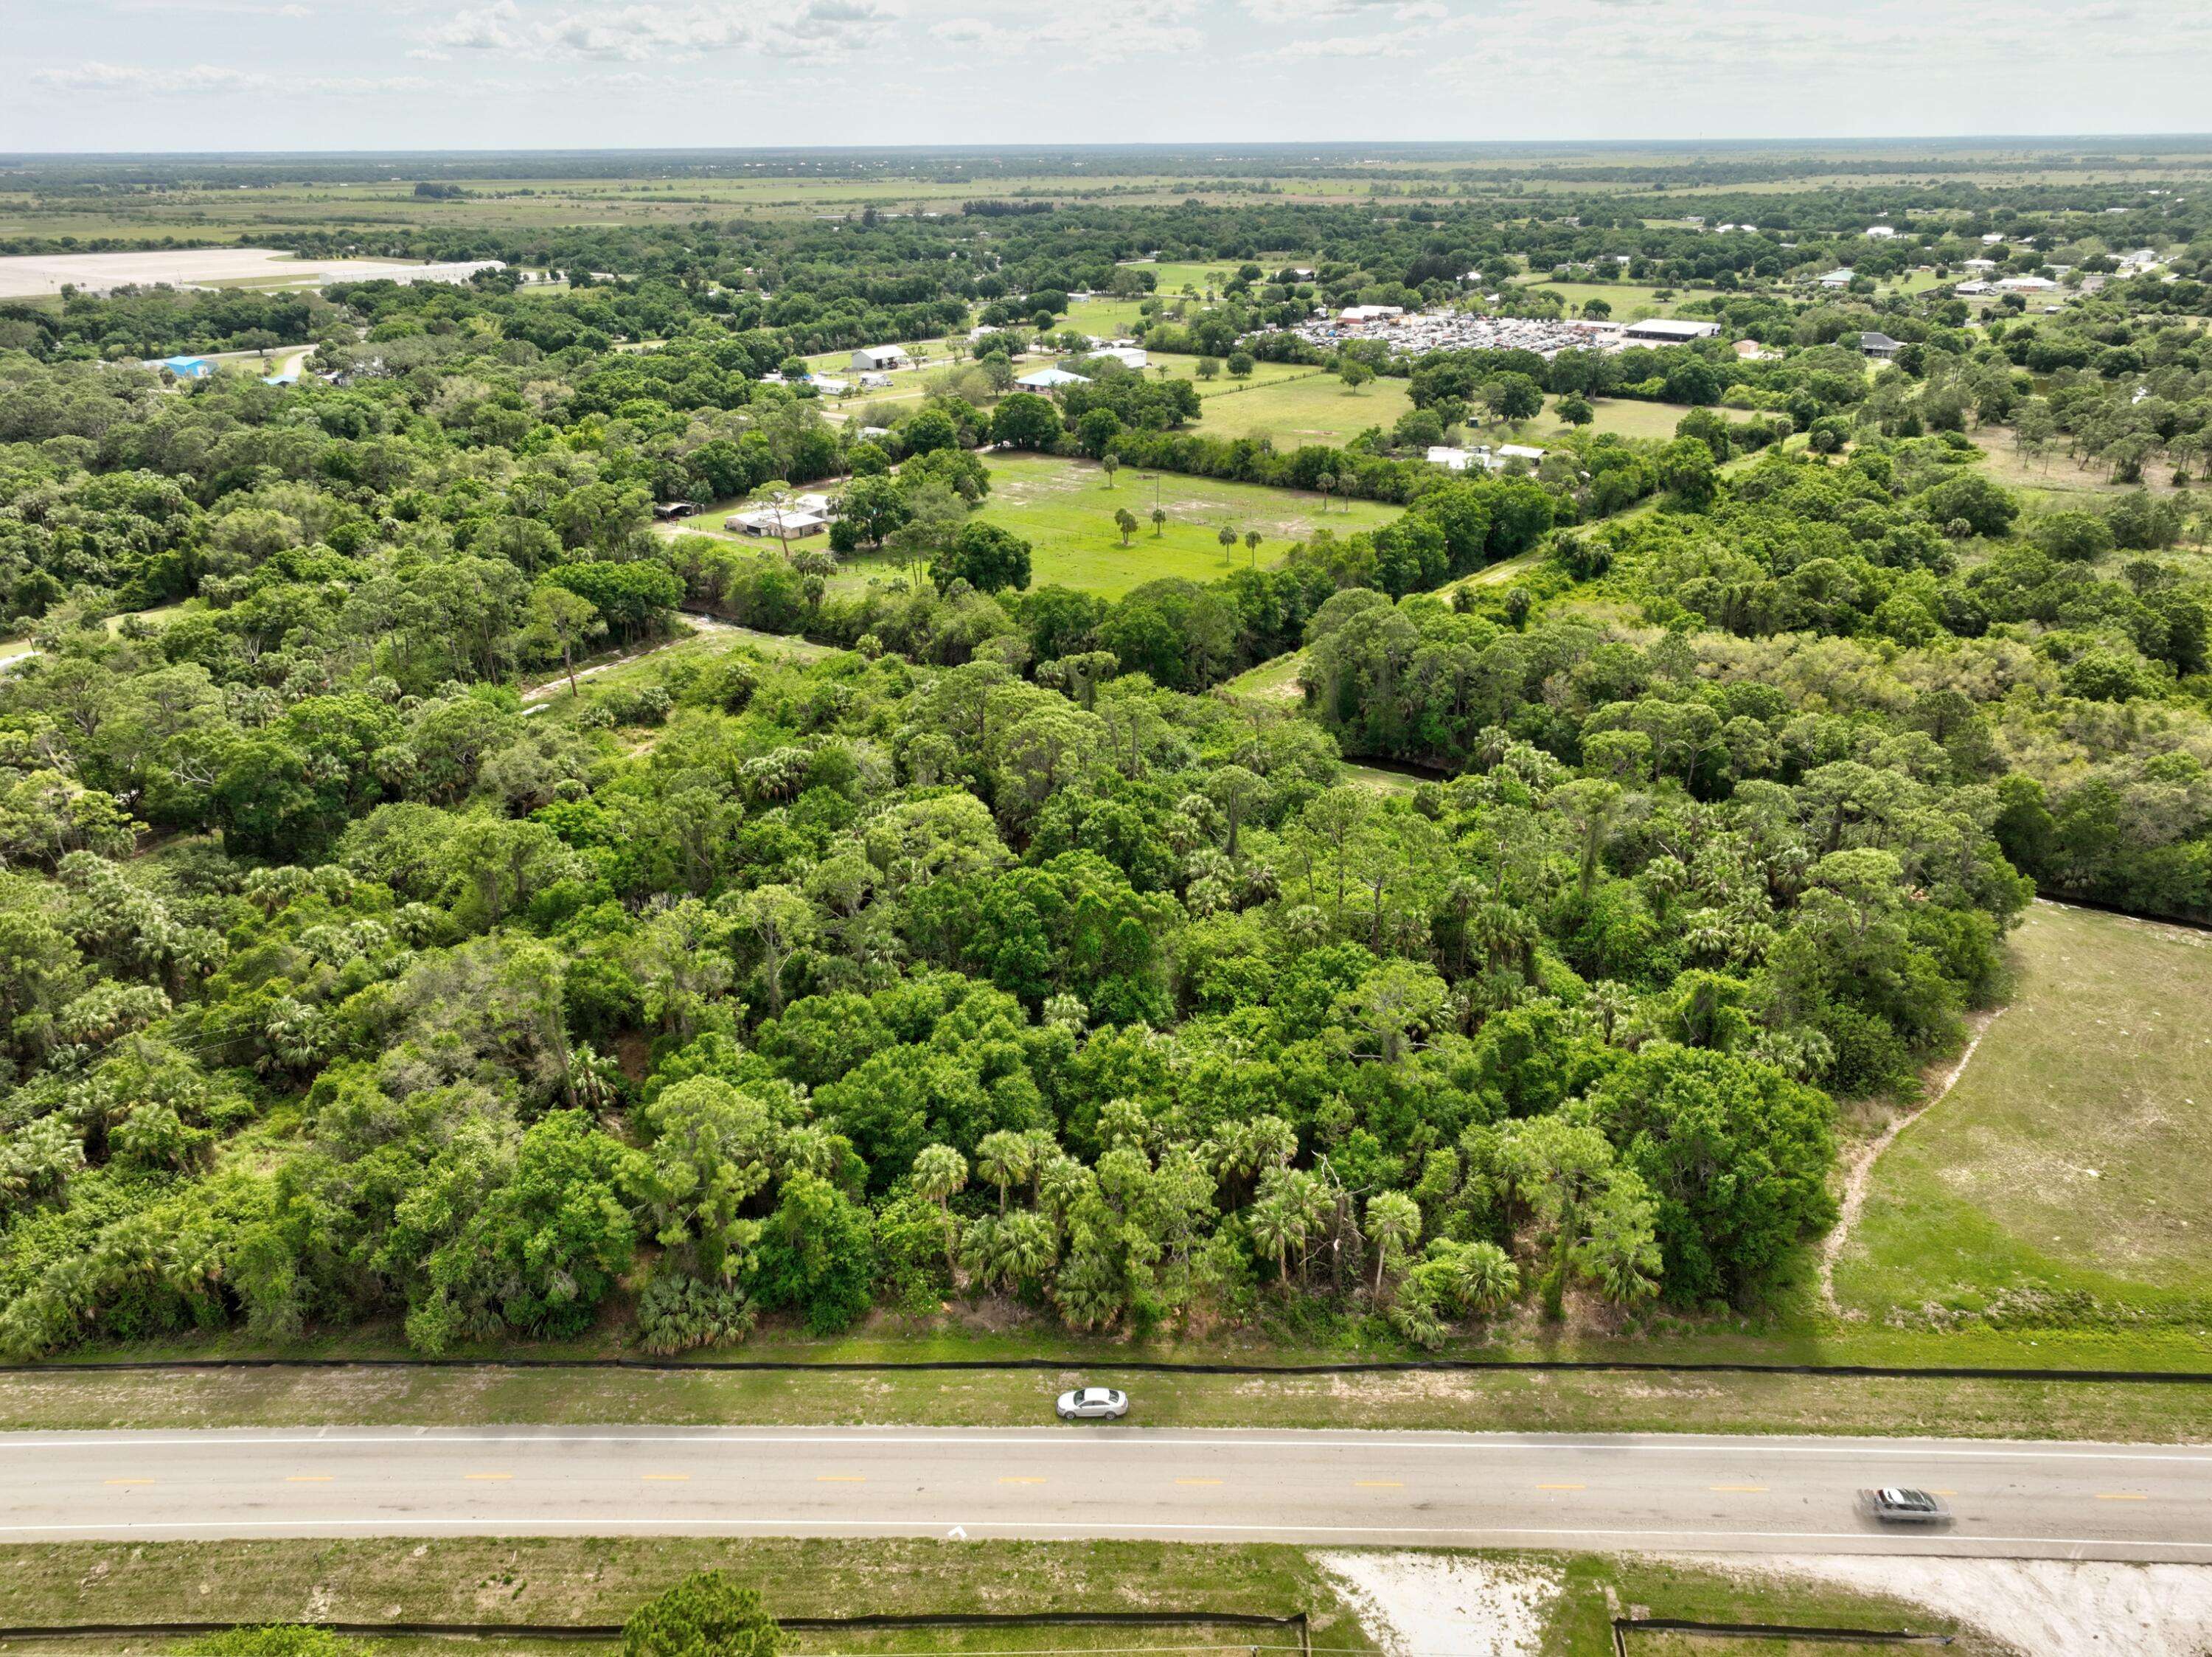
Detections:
[3, 1426, 2209, 1560]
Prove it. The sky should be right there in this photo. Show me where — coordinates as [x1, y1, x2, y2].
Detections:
[7, 0, 2212, 153]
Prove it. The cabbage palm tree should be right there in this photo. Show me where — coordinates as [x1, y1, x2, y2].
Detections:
[1366, 1191, 1422, 1294]
[1455, 1240, 1520, 1314]
[1246, 1195, 1301, 1286]
[911, 1144, 968, 1276]
[975, 1130, 1037, 1212]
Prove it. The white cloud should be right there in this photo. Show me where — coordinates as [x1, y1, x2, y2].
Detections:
[31, 60, 426, 94]
[1019, 0, 1200, 59]
[422, 0, 523, 52]
[929, 15, 989, 40]
[1273, 31, 1416, 56]
[32, 60, 257, 91]
[415, 0, 897, 63]
[112, 0, 313, 13]
[1240, 0, 1417, 21]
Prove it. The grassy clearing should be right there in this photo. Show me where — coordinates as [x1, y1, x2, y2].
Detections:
[1193, 374, 1411, 446]
[105, 600, 196, 634]
[1836, 901, 2212, 1326]
[522, 619, 835, 721]
[672, 501, 834, 550]
[1221, 652, 1307, 703]
[0, 176, 1273, 245]
[971, 454, 1400, 598]
[0, 1536, 1360, 1656]
[1062, 297, 1154, 338]
[1342, 764, 1421, 797]
[1972, 426, 2190, 502]
[1525, 397, 1743, 445]
[1189, 386, 1728, 453]
[1121, 260, 1253, 298]
[1517, 282, 1696, 320]
[1158, 357, 1326, 400]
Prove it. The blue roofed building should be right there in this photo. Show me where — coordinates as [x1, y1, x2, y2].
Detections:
[156, 356, 215, 379]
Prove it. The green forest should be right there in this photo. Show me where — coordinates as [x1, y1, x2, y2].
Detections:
[2, 178, 2211, 1362]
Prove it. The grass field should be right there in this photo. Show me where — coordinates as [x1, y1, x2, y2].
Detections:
[1159, 355, 1325, 398]
[0, 177, 1308, 246]
[0, 1536, 1360, 1656]
[1190, 384, 1730, 452]
[1517, 282, 1697, 320]
[1193, 372, 1412, 445]
[969, 453, 1401, 597]
[1972, 425, 2192, 504]
[1124, 259, 1256, 296]
[1524, 395, 1761, 445]
[1062, 296, 1154, 338]
[0, 1538, 1994, 1657]
[1835, 901, 2212, 1327]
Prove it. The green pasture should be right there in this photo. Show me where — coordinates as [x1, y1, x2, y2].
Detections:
[1835, 901, 2212, 1326]
[1192, 369, 1412, 445]
[1518, 281, 1697, 319]
[1126, 258, 1253, 296]
[1061, 295, 1153, 338]
[1526, 395, 1756, 445]
[970, 451, 1400, 597]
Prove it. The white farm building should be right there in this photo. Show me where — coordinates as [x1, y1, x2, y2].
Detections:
[1621, 319, 1721, 343]
[1014, 367, 1091, 392]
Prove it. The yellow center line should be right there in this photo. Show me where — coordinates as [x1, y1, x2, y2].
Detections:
[1355, 1480, 1405, 1488]
[816, 1475, 866, 1484]
[2096, 1492, 2149, 1501]
[102, 1478, 154, 1487]
[465, 1473, 514, 1481]
[1536, 1483, 1586, 1491]
[641, 1473, 690, 1482]
[1175, 1478, 1224, 1487]
[998, 1476, 1048, 1485]
[285, 1476, 334, 1484]
[1709, 1485, 1768, 1493]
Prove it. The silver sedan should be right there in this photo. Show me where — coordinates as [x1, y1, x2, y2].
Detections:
[1055, 1386, 1129, 1421]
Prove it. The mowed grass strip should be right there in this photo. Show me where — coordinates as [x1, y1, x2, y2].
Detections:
[0, 1537, 1992, 1656]
[971, 453, 1400, 598]
[2, 1358, 2207, 1443]
[1837, 901, 2212, 1324]
[0, 1536, 1361, 1651]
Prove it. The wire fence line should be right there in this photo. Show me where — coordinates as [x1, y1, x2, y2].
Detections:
[4, 1353, 2207, 1385]
[0, 1610, 1315, 1653]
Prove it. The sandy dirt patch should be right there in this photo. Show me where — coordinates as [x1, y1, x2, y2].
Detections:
[1707, 1555, 2212, 1656]
[1313, 1550, 1559, 1657]
[0, 247, 455, 299]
